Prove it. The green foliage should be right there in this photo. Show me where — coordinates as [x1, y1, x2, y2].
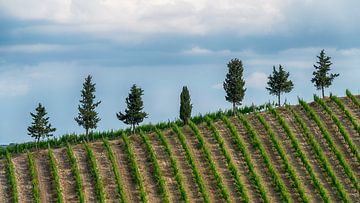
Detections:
[311, 50, 339, 98]
[330, 94, 360, 135]
[103, 139, 128, 203]
[266, 65, 294, 106]
[180, 86, 193, 124]
[346, 89, 360, 109]
[221, 116, 269, 203]
[122, 133, 147, 202]
[314, 95, 360, 164]
[139, 131, 170, 203]
[155, 128, 189, 203]
[172, 124, 210, 203]
[84, 143, 105, 203]
[256, 113, 308, 203]
[188, 121, 231, 202]
[48, 148, 64, 203]
[5, 151, 18, 203]
[117, 84, 148, 133]
[66, 143, 85, 203]
[288, 106, 349, 202]
[28, 103, 56, 143]
[75, 75, 101, 137]
[237, 114, 292, 203]
[299, 99, 359, 193]
[204, 116, 249, 202]
[270, 107, 330, 202]
[223, 58, 246, 113]
[27, 152, 40, 203]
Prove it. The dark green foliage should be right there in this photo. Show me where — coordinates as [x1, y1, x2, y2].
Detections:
[27, 152, 40, 203]
[84, 143, 105, 202]
[180, 86, 193, 124]
[48, 147, 64, 203]
[311, 50, 339, 98]
[5, 151, 18, 203]
[117, 84, 148, 134]
[75, 75, 101, 138]
[223, 58, 246, 114]
[103, 139, 128, 203]
[266, 65, 294, 106]
[28, 103, 56, 144]
[66, 143, 85, 203]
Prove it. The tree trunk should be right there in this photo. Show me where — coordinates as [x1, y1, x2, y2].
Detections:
[232, 102, 236, 115]
[132, 124, 135, 134]
[37, 137, 40, 150]
[278, 93, 281, 107]
[85, 128, 89, 142]
[322, 86, 325, 98]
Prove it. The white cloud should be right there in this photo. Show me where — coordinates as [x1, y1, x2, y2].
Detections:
[0, 44, 70, 53]
[0, 80, 29, 96]
[211, 83, 223, 90]
[181, 46, 231, 55]
[246, 72, 268, 89]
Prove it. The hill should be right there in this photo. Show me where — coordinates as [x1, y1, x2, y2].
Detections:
[1, 91, 360, 202]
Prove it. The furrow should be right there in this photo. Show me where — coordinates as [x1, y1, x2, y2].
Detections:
[12, 154, 34, 203]
[34, 150, 56, 202]
[0, 159, 11, 203]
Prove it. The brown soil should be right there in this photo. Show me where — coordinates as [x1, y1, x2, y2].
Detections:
[341, 97, 360, 121]
[12, 154, 34, 203]
[0, 159, 11, 202]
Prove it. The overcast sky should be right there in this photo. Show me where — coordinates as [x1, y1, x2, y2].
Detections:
[1, 0, 360, 144]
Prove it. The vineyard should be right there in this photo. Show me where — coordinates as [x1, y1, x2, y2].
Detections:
[1, 91, 360, 202]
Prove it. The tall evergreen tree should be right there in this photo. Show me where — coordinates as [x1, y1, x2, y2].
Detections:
[75, 75, 101, 139]
[311, 49, 339, 98]
[179, 86, 192, 124]
[117, 84, 148, 134]
[28, 103, 56, 145]
[223, 58, 246, 114]
[266, 65, 294, 106]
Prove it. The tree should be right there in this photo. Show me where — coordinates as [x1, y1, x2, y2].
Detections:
[117, 84, 148, 134]
[75, 75, 101, 139]
[223, 58, 246, 114]
[28, 103, 56, 145]
[179, 86, 192, 124]
[311, 49, 339, 98]
[266, 65, 294, 106]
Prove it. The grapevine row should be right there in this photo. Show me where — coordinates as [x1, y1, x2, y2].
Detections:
[48, 148, 64, 203]
[238, 113, 292, 203]
[155, 128, 189, 203]
[256, 113, 309, 202]
[188, 121, 231, 202]
[103, 139, 128, 203]
[5, 151, 18, 203]
[27, 152, 40, 203]
[172, 124, 210, 203]
[299, 99, 359, 192]
[289, 106, 350, 202]
[222, 116, 270, 203]
[84, 143, 106, 202]
[66, 143, 85, 203]
[346, 89, 360, 109]
[204, 116, 249, 202]
[122, 133, 147, 202]
[314, 95, 360, 163]
[270, 107, 330, 202]
[139, 131, 170, 203]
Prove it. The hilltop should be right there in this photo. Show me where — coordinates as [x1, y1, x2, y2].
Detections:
[0, 91, 360, 202]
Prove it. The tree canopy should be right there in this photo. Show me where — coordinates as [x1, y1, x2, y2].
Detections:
[180, 86, 192, 124]
[266, 65, 294, 106]
[28, 103, 56, 144]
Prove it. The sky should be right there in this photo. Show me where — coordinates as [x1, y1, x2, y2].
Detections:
[1, 0, 360, 144]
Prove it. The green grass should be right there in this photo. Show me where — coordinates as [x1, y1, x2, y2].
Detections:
[66, 143, 85, 203]
[48, 148, 64, 203]
[346, 89, 360, 109]
[5, 150, 18, 203]
[27, 152, 40, 203]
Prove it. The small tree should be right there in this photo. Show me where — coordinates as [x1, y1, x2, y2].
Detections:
[223, 58, 246, 114]
[179, 86, 192, 124]
[311, 49, 339, 98]
[266, 65, 294, 106]
[117, 84, 148, 134]
[75, 75, 101, 140]
[28, 103, 56, 146]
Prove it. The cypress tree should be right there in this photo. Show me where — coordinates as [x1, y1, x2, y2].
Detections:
[223, 58, 246, 114]
[28, 103, 56, 146]
[75, 75, 101, 140]
[311, 49, 339, 98]
[117, 84, 148, 134]
[179, 86, 192, 124]
[266, 65, 294, 107]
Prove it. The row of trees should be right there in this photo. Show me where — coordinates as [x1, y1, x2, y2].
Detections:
[27, 49, 339, 144]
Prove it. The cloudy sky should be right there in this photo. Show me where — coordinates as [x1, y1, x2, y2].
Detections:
[1, 0, 360, 144]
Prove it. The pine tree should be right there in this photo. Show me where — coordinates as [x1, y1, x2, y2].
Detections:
[311, 49, 339, 98]
[28, 103, 56, 145]
[266, 65, 294, 106]
[179, 86, 192, 124]
[223, 58, 246, 114]
[117, 84, 148, 134]
[75, 75, 101, 140]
